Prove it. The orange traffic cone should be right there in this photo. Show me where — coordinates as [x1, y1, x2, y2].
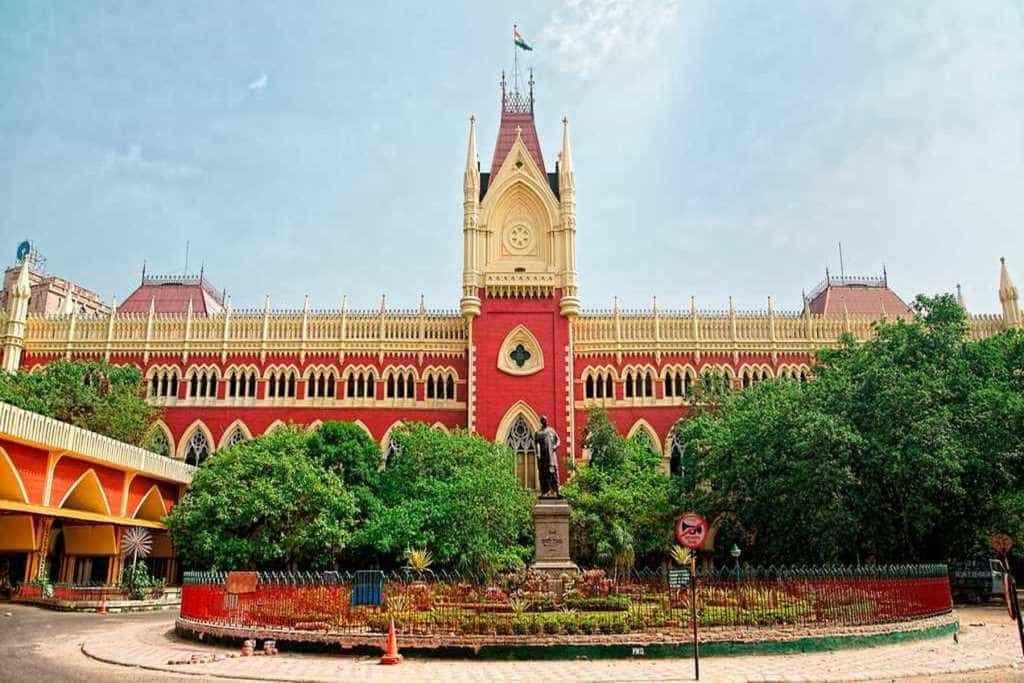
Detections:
[379, 618, 402, 665]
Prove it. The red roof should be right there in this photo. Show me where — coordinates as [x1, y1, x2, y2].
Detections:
[120, 275, 225, 316]
[807, 282, 911, 317]
[490, 110, 546, 179]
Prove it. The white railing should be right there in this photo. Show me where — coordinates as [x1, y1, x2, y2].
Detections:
[0, 401, 194, 484]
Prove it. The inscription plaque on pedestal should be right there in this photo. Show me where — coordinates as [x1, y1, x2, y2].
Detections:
[531, 498, 579, 575]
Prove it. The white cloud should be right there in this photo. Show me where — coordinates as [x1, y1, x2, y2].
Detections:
[543, 0, 681, 78]
[248, 73, 268, 92]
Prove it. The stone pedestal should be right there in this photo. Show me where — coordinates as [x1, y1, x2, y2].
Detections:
[530, 498, 579, 575]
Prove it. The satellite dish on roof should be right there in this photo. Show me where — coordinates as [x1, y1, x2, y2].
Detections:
[16, 240, 31, 262]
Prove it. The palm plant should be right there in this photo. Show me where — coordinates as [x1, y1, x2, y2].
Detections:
[404, 548, 434, 574]
[669, 545, 692, 566]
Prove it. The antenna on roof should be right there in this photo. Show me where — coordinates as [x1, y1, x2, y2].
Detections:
[838, 242, 845, 278]
[141, 259, 147, 283]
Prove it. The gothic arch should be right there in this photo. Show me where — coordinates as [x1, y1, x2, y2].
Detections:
[262, 363, 300, 379]
[58, 469, 111, 515]
[184, 363, 221, 380]
[306, 419, 324, 432]
[301, 364, 339, 381]
[132, 484, 168, 522]
[218, 419, 253, 449]
[352, 419, 373, 440]
[143, 420, 175, 457]
[481, 138, 561, 231]
[495, 400, 542, 443]
[263, 419, 287, 435]
[379, 420, 405, 451]
[177, 420, 215, 462]
[430, 422, 450, 434]
[626, 419, 663, 455]
[0, 447, 29, 503]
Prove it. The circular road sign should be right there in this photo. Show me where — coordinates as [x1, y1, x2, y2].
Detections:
[675, 513, 708, 549]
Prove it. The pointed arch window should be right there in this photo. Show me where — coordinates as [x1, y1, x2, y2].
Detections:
[505, 414, 538, 490]
[669, 438, 685, 478]
[225, 426, 248, 448]
[423, 370, 456, 401]
[584, 369, 615, 400]
[146, 429, 170, 457]
[184, 430, 211, 466]
[267, 368, 298, 399]
[630, 428, 656, 455]
[187, 368, 218, 399]
[505, 415, 535, 454]
[149, 369, 180, 399]
[345, 370, 375, 399]
[227, 368, 258, 398]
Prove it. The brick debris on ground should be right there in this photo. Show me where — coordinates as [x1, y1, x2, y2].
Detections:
[64, 606, 1024, 682]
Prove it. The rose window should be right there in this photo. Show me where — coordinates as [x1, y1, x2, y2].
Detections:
[507, 224, 532, 251]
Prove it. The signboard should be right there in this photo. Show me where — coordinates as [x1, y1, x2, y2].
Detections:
[675, 513, 708, 549]
[226, 571, 258, 594]
[668, 568, 691, 589]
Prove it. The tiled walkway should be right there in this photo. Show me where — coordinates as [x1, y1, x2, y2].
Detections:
[78, 608, 1024, 682]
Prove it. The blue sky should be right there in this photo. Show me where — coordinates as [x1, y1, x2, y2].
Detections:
[1, 1, 1021, 313]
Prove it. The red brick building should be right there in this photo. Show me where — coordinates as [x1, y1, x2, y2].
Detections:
[1, 77, 1019, 489]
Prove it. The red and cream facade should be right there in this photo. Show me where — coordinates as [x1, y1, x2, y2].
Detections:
[0, 82, 1020, 487]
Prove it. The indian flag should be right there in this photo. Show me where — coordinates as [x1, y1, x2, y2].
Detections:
[514, 28, 533, 51]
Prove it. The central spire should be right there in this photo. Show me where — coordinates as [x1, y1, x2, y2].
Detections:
[490, 69, 546, 180]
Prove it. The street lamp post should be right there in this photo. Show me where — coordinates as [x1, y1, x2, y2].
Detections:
[730, 544, 742, 583]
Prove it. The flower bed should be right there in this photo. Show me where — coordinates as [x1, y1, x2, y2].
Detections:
[179, 565, 953, 646]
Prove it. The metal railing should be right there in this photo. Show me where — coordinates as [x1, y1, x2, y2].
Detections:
[179, 565, 952, 636]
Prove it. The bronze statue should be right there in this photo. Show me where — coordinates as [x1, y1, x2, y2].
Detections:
[534, 415, 561, 497]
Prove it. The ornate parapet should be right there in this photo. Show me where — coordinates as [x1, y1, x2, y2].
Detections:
[23, 308, 468, 361]
[572, 309, 1008, 358]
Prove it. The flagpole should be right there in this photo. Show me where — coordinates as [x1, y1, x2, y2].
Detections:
[513, 23, 519, 94]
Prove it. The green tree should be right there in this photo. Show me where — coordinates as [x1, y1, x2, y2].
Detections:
[563, 409, 676, 575]
[166, 427, 358, 569]
[305, 421, 383, 527]
[0, 360, 158, 447]
[353, 423, 534, 575]
[674, 294, 1024, 563]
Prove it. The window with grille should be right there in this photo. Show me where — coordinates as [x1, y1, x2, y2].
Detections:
[184, 430, 211, 466]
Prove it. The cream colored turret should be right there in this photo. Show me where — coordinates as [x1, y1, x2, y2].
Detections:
[460, 115, 482, 319]
[999, 257, 1020, 328]
[558, 117, 580, 317]
[2, 258, 32, 373]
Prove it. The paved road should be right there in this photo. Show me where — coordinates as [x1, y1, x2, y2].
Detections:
[0, 602, 229, 682]
[1, 602, 1022, 682]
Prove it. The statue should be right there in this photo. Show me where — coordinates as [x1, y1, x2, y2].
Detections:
[534, 415, 561, 497]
